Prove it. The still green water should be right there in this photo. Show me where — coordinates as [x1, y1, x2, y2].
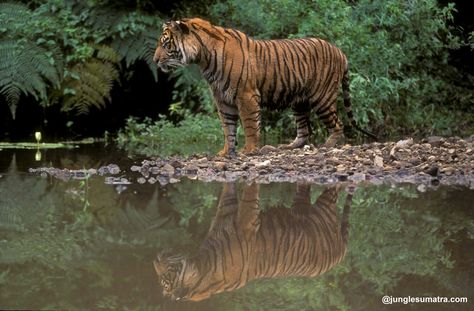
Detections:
[0, 145, 472, 310]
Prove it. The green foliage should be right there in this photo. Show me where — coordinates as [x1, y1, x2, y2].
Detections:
[169, 65, 216, 118]
[109, 12, 160, 81]
[0, 2, 63, 118]
[117, 115, 224, 156]
[0, 0, 162, 119]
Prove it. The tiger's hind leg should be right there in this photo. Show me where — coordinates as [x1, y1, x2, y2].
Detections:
[324, 120, 344, 148]
[318, 102, 345, 148]
[280, 110, 311, 149]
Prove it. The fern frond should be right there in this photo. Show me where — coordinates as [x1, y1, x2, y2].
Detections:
[84, 6, 127, 32]
[62, 60, 119, 115]
[0, 2, 31, 30]
[111, 29, 158, 81]
[96, 45, 121, 64]
[0, 40, 61, 118]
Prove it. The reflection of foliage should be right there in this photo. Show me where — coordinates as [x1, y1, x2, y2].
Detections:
[0, 167, 56, 232]
[165, 181, 222, 249]
[348, 186, 449, 292]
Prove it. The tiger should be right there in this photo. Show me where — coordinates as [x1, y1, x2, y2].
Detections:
[153, 182, 352, 301]
[153, 18, 376, 156]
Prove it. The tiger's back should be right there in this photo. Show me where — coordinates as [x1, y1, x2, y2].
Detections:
[250, 38, 347, 110]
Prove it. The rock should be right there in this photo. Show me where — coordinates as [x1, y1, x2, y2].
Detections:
[374, 155, 384, 168]
[442, 167, 455, 176]
[417, 184, 427, 192]
[130, 165, 141, 172]
[255, 160, 271, 168]
[158, 177, 169, 186]
[214, 161, 227, 170]
[280, 164, 295, 171]
[183, 165, 198, 175]
[107, 164, 120, 175]
[137, 177, 146, 184]
[140, 166, 150, 178]
[162, 163, 175, 176]
[196, 157, 208, 163]
[260, 145, 278, 154]
[389, 146, 397, 160]
[425, 136, 445, 147]
[170, 160, 183, 168]
[348, 173, 366, 182]
[98, 166, 110, 175]
[150, 166, 160, 175]
[395, 138, 414, 148]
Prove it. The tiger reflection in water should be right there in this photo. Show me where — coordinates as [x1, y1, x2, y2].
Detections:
[154, 183, 352, 301]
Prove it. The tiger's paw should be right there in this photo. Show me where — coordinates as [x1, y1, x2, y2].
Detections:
[322, 133, 344, 148]
[278, 138, 306, 150]
[217, 148, 236, 157]
[239, 145, 259, 155]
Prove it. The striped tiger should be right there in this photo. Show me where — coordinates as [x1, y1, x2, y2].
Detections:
[153, 18, 375, 156]
[153, 183, 352, 301]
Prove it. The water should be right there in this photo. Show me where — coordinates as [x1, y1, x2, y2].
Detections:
[0, 145, 473, 310]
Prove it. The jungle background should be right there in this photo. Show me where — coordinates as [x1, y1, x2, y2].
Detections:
[0, 0, 473, 154]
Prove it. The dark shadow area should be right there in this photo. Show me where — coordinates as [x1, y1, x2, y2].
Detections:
[0, 61, 175, 141]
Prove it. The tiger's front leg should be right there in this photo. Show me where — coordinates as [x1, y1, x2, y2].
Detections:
[237, 94, 261, 154]
[216, 102, 239, 157]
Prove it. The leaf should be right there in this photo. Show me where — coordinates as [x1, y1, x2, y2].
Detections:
[111, 28, 159, 81]
[0, 40, 62, 119]
[61, 48, 119, 115]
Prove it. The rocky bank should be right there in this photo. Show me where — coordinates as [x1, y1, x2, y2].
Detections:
[30, 136, 474, 189]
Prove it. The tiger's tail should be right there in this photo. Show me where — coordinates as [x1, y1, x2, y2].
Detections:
[342, 64, 377, 139]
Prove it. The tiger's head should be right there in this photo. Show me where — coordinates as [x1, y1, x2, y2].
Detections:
[153, 19, 196, 72]
[153, 252, 202, 301]
[154, 18, 222, 72]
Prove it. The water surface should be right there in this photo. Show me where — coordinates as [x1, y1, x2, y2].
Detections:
[0, 145, 472, 310]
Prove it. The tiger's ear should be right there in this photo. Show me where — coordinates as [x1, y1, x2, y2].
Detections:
[171, 20, 189, 35]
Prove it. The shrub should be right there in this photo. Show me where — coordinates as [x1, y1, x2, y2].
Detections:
[117, 115, 224, 156]
[208, 0, 474, 137]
